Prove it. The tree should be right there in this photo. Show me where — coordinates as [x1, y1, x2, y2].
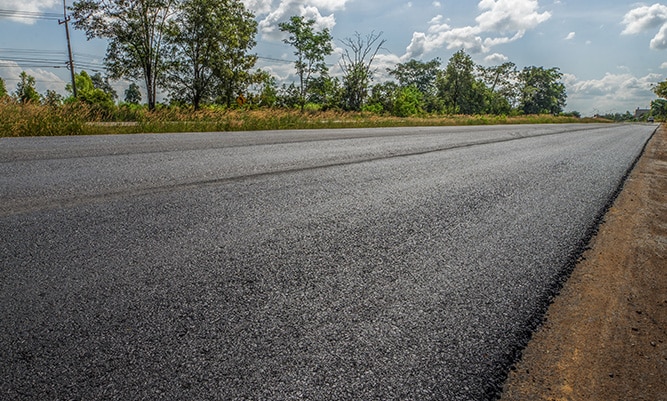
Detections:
[653, 79, 667, 99]
[651, 98, 667, 120]
[279, 16, 333, 111]
[67, 70, 115, 108]
[124, 82, 142, 104]
[437, 50, 485, 114]
[339, 31, 385, 111]
[91, 72, 118, 101]
[15, 71, 40, 103]
[393, 85, 423, 117]
[213, 2, 258, 108]
[71, 0, 175, 110]
[367, 81, 398, 114]
[479, 62, 519, 112]
[0, 77, 7, 99]
[388, 58, 440, 94]
[41, 90, 64, 107]
[518, 66, 566, 115]
[307, 74, 341, 110]
[245, 70, 277, 107]
[165, 0, 257, 109]
[651, 79, 667, 120]
[388, 58, 442, 112]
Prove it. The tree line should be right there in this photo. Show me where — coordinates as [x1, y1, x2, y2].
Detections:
[0, 0, 570, 117]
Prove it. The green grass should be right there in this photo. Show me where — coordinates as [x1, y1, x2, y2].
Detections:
[0, 101, 610, 137]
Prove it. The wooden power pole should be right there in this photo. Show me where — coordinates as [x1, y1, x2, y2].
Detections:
[59, 0, 77, 97]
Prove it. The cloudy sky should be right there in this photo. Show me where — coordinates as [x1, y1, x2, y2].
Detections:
[2, 0, 667, 115]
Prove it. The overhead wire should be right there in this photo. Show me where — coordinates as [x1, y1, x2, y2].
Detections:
[0, 9, 63, 21]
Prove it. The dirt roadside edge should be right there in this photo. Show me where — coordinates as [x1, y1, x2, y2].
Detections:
[500, 124, 667, 401]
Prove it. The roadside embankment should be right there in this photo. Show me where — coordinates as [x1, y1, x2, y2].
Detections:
[501, 124, 667, 400]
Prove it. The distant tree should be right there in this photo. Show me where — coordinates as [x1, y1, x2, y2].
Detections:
[247, 70, 277, 107]
[0, 77, 7, 99]
[277, 82, 300, 108]
[124, 82, 142, 104]
[388, 58, 442, 112]
[518, 66, 566, 115]
[653, 79, 667, 99]
[15, 71, 40, 103]
[479, 62, 519, 113]
[388, 58, 440, 94]
[41, 90, 64, 107]
[90, 72, 118, 100]
[393, 85, 423, 117]
[339, 31, 385, 111]
[67, 70, 115, 108]
[437, 50, 485, 114]
[71, 0, 175, 110]
[307, 74, 342, 110]
[367, 81, 398, 114]
[279, 16, 333, 111]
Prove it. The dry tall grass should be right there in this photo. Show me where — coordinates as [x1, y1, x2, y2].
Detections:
[0, 100, 603, 137]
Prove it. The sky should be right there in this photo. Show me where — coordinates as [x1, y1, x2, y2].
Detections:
[1, 0, 667, 116]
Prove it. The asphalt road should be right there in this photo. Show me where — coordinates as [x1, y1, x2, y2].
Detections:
[0, 124, 657, 400]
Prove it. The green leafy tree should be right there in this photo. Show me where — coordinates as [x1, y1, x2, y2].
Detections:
[479, 62, 518, 113]
[437, 50, 485, 114]
[41, 90, 64, 107]
[277, 82, 300, 108]
[339, 31, 385, 111]
[91, 72, 118, 101]
[388, 58, 440, 94]
[0, 77, 7, 99]
[307, 74, 341, 110]
[653, 80, 667, 99]
[124, 82, 142, 104]
[652, 80, 667, 120]
[367, 81, 398, 114]
[518, 66, 566, 115]
[71, 0, 175, 110]
[246, 70, 277, 107]
[213, 3, 257, 108]
[393, 85, 423, 117]
[165, 0, 257, 109]
[15, 71, 40, 103]
[651, 98, 667, 120]
[279, 16, 334, 111]
[67, 70, 115, 108]
[388, 58, 442, 113]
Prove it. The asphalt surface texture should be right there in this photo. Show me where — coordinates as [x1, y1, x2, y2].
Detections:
[0, 124, 657, 400]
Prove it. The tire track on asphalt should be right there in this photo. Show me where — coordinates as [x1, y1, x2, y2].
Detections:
[0, 124, 629, 217]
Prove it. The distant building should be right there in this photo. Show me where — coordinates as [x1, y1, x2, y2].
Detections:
[635, 107, 650, 119]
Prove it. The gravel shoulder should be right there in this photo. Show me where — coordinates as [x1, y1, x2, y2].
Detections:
[500, 124, 667, 401]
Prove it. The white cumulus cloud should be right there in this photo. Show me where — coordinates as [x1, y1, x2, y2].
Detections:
[0, 0, 60, 24]
[622, 3, 667, 50]
[402, 0, 551, 59]
[476, 0, 551, 33]
[565, 32, 575, 40]
[565, 71, 662, 114]
[246, 0, 352, 41]
[484, 53, 509, 64]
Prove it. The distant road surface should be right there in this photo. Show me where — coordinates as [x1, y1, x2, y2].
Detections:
[0, 124, 656, 400]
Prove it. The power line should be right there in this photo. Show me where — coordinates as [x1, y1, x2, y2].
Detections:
[0, 8, 62, 21]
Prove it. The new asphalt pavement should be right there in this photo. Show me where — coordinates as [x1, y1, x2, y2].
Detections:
[0, 124, 657, 400]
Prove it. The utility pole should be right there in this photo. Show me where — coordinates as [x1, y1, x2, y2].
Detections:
[59, 0, 76, 97]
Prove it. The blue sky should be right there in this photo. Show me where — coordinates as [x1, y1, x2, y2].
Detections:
[1, 0, 667, 115]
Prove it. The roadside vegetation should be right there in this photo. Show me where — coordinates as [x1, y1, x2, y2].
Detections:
[0, 0, 655, 137]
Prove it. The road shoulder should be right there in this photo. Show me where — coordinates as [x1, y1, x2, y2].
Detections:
[500, 124, 667, 401]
